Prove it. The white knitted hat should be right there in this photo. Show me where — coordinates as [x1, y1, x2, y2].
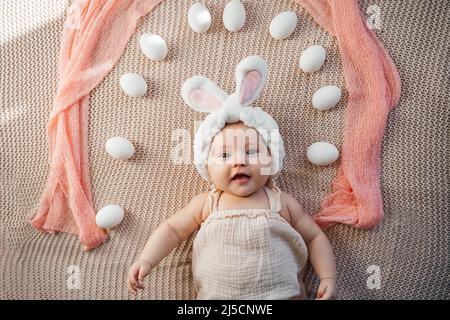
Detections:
[181, 55, 285, 182]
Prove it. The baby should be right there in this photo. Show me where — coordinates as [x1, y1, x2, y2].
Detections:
[127, 56, 336, 300]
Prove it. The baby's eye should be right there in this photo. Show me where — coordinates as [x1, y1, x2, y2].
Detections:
[246, 149, 258, 155]
[220, 152, 231, 159]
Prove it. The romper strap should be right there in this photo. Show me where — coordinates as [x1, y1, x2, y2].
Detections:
[208, 191, 215, 213]
[265, 183, 282, 213]
[208, 186, 221, 213]
[273, 184, 282, 213]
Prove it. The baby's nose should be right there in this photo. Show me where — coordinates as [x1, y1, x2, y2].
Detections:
[232, 152, 247, 166]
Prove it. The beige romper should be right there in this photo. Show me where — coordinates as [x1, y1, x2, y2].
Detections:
[192, 185, 309, 300]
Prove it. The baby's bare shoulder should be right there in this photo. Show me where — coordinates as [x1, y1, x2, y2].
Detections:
[278, 191, 294, 223]
[279, 191, 306, 225]
[191, 191, 209, 209]
[178, 191, 210, 222]
[189, 191, 209, 205]
[280, 191, 304, 208]
[193, 191, 211, 222]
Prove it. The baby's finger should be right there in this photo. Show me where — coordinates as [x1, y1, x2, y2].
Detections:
[317, 287, 335, 300]
[316, 284, 327, 299]
[322, 288, 336, 300]
[128, 277, 139, 293]
[131, 278, 140, 290]
[320, 291, 330, 300]
[138, 268, 147, 282]
[127, 281, 137, 296]
[323, 293, 332, 300]
[129, 264, 139, 279]
[135, 281, 144, 289]
[130, 267, 141, 285]
[132, 274, 144, 289]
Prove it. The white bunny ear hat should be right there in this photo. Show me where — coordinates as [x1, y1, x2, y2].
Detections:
[181, 55, 285, 182]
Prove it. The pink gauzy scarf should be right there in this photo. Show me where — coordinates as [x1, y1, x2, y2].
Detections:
[32, 0, 400, 250]
[294, 0, 401, 229]
[31, 0, 164, 251]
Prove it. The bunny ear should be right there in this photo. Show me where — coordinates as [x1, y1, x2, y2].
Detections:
[235, 55, 268, 106]
[181, 76, 228, 113]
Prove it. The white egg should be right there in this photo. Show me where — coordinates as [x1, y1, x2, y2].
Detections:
[105, 136, 135, 160]
[307, 142, 339, 166]
[299, 45, 327, 73]
[188, 2, 211, 33]
[119, 73, 147, 97]
[269, 11, 297, 40]
[96, 204, 124, 229]
[312, 85, 342, 111]
[139, 33, 168, 61]
[223, 0, 246, 32]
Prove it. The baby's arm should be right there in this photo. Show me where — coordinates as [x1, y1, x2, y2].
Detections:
[127, 192, 208, 295]
[284, 193, 337, 300]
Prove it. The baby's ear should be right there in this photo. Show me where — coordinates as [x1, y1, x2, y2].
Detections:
[235, 55, 268, 106]
[181, 76, 228, 113]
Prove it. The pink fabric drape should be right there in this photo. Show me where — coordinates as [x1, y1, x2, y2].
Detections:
[31, 0, 163, 250]
[294, 0, 401, 229]
[32, 0, 400, 251]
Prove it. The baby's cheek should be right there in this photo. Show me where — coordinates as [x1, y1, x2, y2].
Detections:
[207, 162, 227, 180]
[256, 166, 272, 177]
[255, 154, 272, 176]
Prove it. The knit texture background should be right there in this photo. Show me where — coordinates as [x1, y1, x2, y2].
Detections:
[1, 0, 448, 299]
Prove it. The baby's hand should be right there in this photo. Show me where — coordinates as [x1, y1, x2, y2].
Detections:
[127, 259, 153, 296]
[315, 278, 336, 300]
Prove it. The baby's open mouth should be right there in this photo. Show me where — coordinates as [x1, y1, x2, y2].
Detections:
[231, 173, 251, 183]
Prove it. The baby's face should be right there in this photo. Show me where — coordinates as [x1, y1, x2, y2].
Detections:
[207, 122, 272, 196]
